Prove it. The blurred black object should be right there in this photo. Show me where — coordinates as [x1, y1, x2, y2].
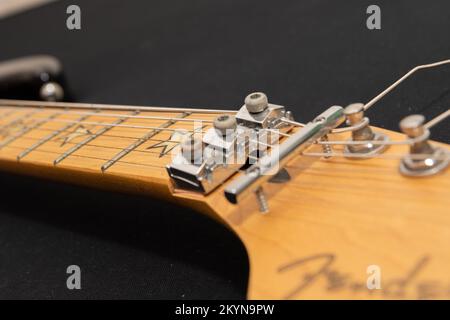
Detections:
[0, 55, 69, 101]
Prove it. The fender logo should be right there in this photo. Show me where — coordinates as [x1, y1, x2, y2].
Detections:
[278, 253, 450, 299]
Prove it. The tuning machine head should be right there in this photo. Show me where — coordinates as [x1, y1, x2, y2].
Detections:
[399, 114, 449, 177]
[343, 103, 389, 157]
[0, 55, 68, 101]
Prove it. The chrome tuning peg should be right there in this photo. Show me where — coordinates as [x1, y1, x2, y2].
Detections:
[343, 103, 389, 156]
[399, 114, 449, 177]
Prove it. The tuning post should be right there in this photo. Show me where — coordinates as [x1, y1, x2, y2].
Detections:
[399, 114, 449, 177]
[40, 82, 64, 102]
[343, 103, 389, 157]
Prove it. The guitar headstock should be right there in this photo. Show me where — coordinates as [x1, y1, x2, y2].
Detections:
[0, 58, 448, 299]
[167, 60, 450, 299]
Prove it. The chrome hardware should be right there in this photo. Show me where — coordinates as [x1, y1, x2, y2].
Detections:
[213, 114, 237, 136]
[167, 92, 296, 194]
[236, 92, 291, 131]
[40, 82, 64, 102]
[245, 92, 269, 114]
[254, 186, 269, 214]
[399, 114, 449, 177]
[224, 106, 345, 208]
[320, 135, 332, 159]
[181, 135, 204, 164]
[343, 103, 388, 157]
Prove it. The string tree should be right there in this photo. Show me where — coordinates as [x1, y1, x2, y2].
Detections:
[399, 114, 449, 177]
[342, 102, 389, 157]
[224, 105, 345, 212]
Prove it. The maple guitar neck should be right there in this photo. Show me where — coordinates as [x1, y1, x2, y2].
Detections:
[0, 99, 230, 208]
[1, 98, 450, 300]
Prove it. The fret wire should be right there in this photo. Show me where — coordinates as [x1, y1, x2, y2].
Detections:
[17, 114, 93, 160]
[0, 99, 237, 114]
[13, 135, 174, 156]
[101, 112, 191, 172]
[7, 109, 217, 123]
[64, 110, 215, 123]
[5, 144, 167, 170]
[0, 109, 40, 132]
[12, 128, 449, 166]
[4, 142, 447, 179]
[0, 112, 60, 150]
[0, 109, 16, 121]
[16, 125, 206, 144]
[53, 111, 140, 165]
[15, 130, 448, 162]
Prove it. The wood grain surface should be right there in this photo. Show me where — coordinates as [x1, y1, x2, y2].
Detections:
[0, 101, 448, 299]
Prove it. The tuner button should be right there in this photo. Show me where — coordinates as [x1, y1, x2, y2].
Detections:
[181, 136, 203, 163]
[40, 82, 64, 101]
[399, 114, 426, 138]
[214, 114, 237, 136]
[245, 92, 269, 113]
[344, 103, 365, 125]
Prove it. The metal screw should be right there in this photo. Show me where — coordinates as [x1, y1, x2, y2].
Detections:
[181, 136, 203, 164]
[321, 135, 332, 158]
[255, 186, 269, 213]
[245, 92, 269, 114]
[213, 114, 237, 136]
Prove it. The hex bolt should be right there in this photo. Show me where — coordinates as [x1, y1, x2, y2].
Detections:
[213, 114, 237, 136]
[181, 136, 203, 163]
[245, 92, 269, 114]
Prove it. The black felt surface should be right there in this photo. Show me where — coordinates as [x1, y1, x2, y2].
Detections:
[0, 0, 449, 299]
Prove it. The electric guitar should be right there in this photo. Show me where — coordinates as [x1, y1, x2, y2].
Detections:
[0, 59, 449, 299]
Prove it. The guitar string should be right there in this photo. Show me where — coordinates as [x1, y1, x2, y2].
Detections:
[0, 111, 442, 147]
[323, 59, 450, 134]
[301, 151, 449, 160]
[4, 115, 282, 162]
[0, 115, 446, 162]
[0, 99, 237, 114]
[11, 126, 203, 144]
[1, 58, 449, 136]
[363, 59, 450, 111]
[0, 107, 216, 123]
[2, 120, 446, 163]
[425, 109, 450, 129]
[0, 117, 211, 134]
[315, 108, 450, 146]
[4, 144, 167, 170]
[0, 104, 447, 148]
[0, 115, 446, 175]
[4, 142, 448, 175]
[0, 103, 448, 162]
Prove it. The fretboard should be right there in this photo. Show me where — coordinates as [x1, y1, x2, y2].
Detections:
[0, 99, 234, 197]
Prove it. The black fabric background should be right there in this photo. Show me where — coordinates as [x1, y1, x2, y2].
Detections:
[0, 0, 449, 299]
